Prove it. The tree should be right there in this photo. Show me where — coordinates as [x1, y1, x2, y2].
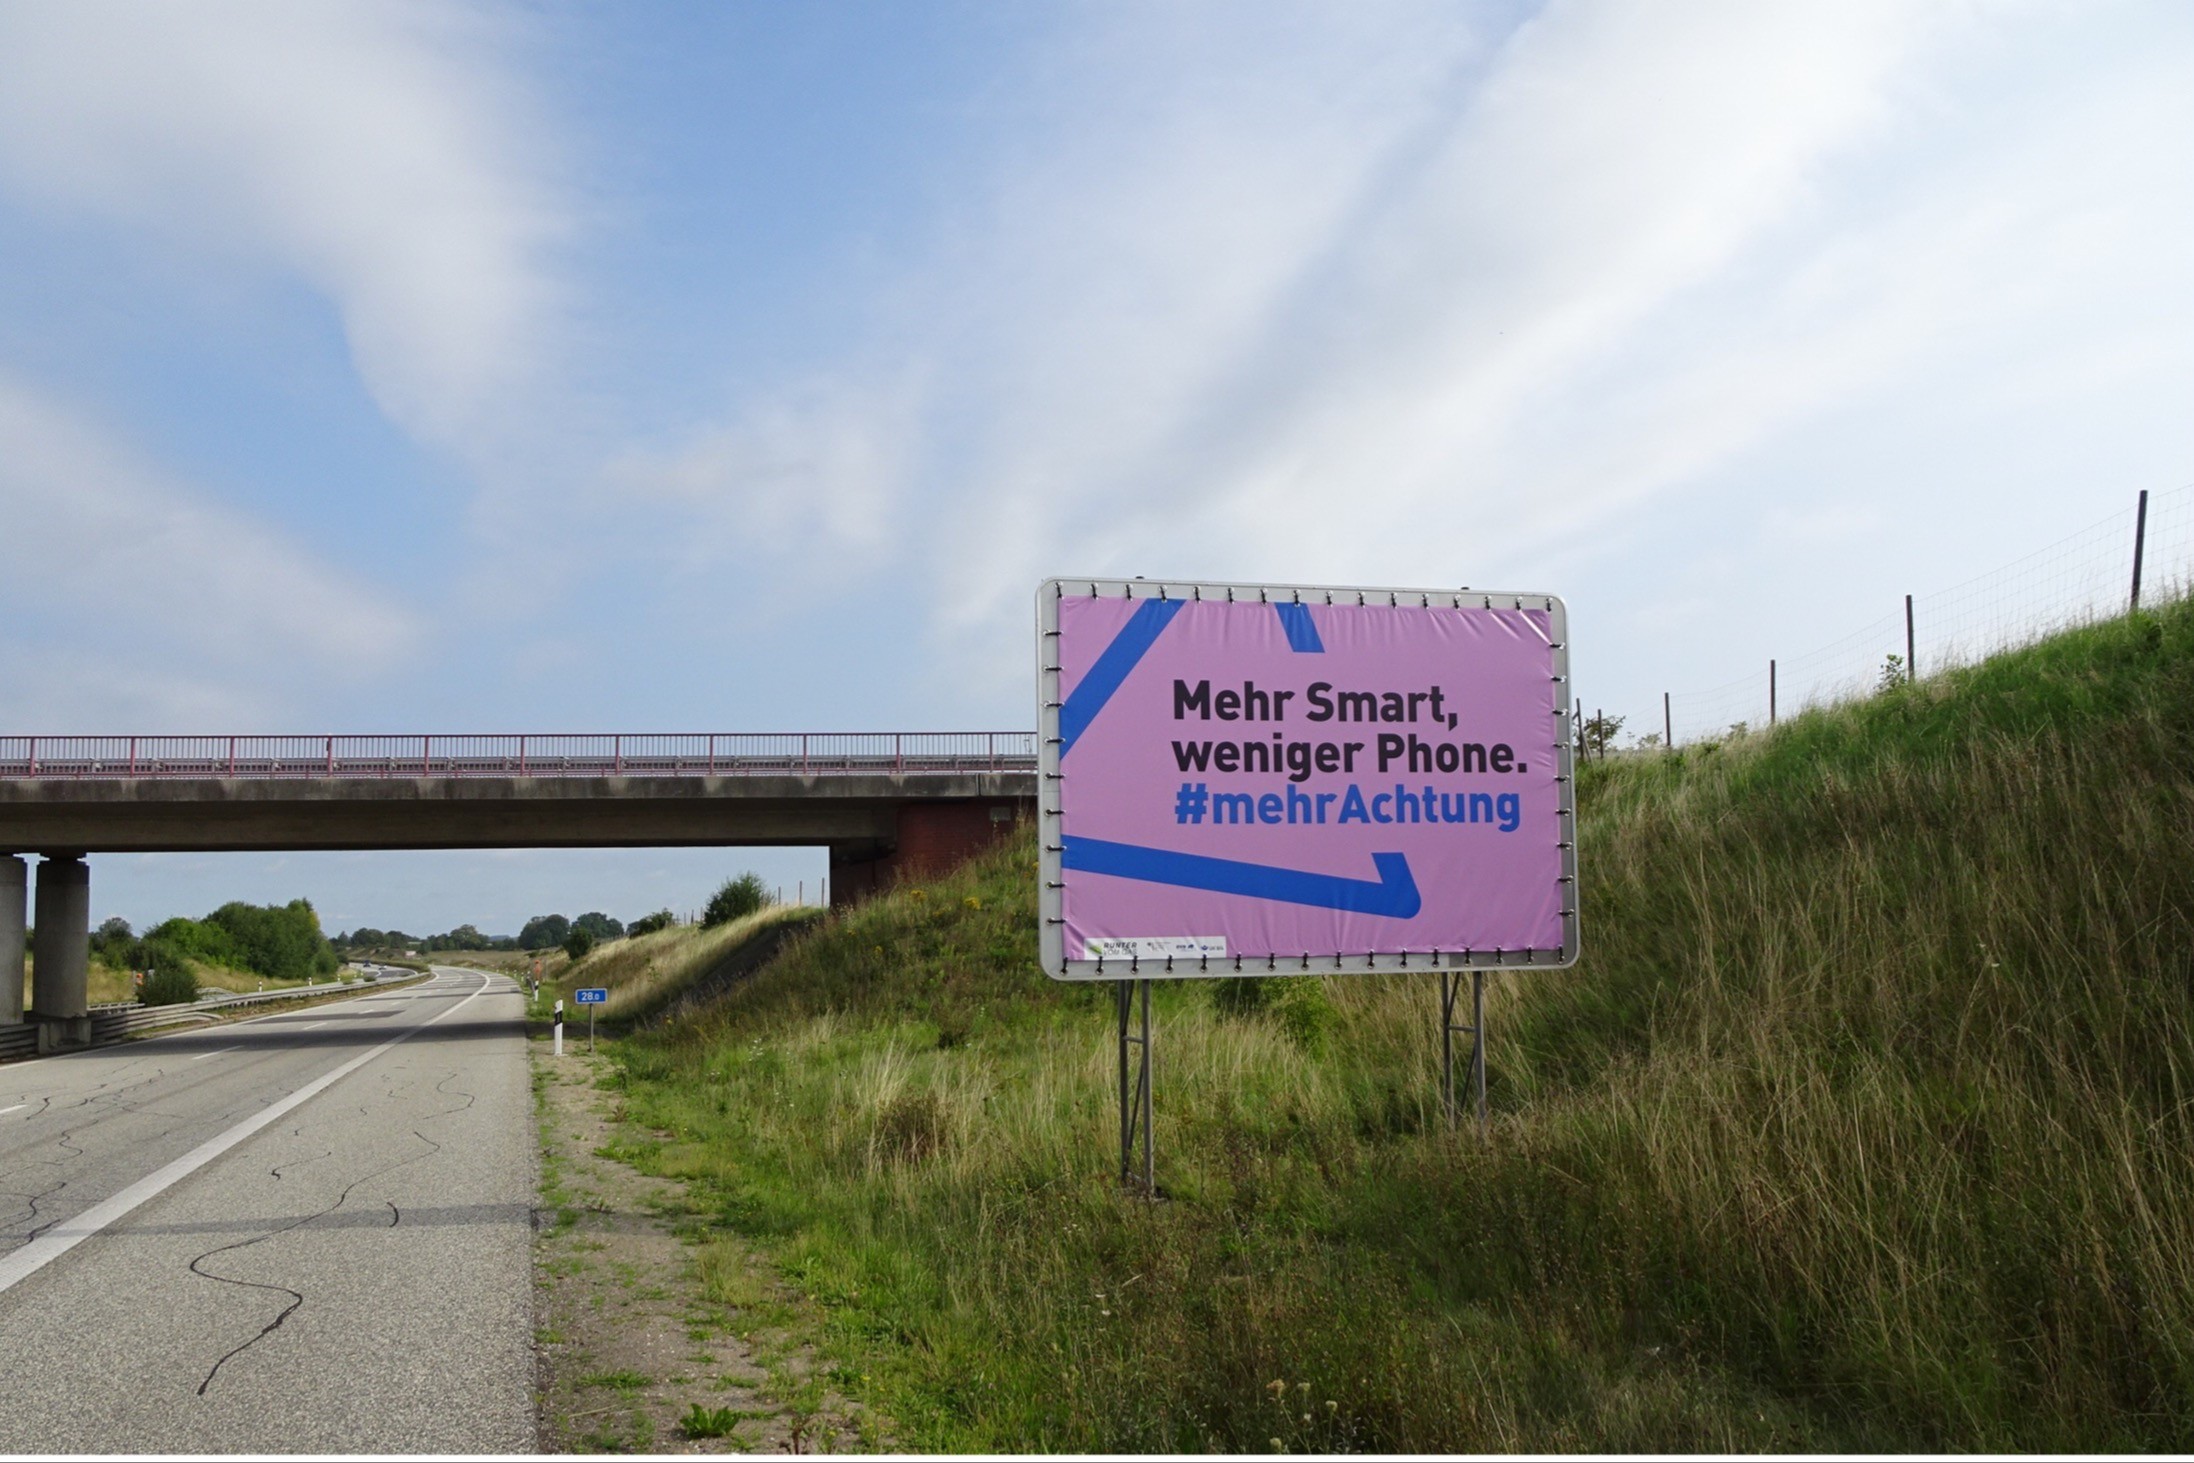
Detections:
[562, 926, 596, 962]
[702, 873, 770, 928]
[571, 911, 625, 943]
[91, 917, 138, 967]
[1582, 711, 1626, 759]
[519, 914, 571, 950]
[628, 909, 676, 938]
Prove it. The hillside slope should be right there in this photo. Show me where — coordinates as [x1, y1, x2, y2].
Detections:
[605, 599, 2194, 1452]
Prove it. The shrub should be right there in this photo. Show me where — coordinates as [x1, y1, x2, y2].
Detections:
[138, 943, 199, 1006]
[562, 926, 596, 963]
[702, 873, 770, 928]
[628, 909, 677, 938]
[1272, 976, 1339, 1052]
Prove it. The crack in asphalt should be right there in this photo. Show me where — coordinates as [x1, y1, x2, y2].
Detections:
[185, 1059, 484, 1396]
[269, 1148, 332, 1181]
[187, 1136, 439, 1396]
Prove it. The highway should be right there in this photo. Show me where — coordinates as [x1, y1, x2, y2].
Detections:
[0, 967, 536, 1453]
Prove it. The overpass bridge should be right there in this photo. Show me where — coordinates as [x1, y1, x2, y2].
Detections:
[1, 731, 1037, 1052]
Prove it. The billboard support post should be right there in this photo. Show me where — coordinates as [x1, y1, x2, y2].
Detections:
[1116, 980, 1153, 1192]
[1439, 970, 1488, 1137]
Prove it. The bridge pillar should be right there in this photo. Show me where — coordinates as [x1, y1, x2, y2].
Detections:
[1, 855, 23, 1026]
[30, 855, 91, 1052]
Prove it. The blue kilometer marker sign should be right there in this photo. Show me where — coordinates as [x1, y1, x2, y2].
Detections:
[574, 988, 608, 1005]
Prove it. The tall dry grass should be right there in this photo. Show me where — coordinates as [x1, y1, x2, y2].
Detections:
[556, 904, 820, 1022]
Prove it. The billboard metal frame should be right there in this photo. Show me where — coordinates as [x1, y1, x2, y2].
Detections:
[1037, 577, 1580, 984]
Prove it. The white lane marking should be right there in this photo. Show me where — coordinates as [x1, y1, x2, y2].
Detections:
[189, 1049, 235, 1062]
[0, 1104, 24, 1115]
[299, 1021, 327, 1031]
[0, 972, 496, 1297]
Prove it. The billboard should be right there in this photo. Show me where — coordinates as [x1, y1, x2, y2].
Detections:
[1037, 580, 1578, 980]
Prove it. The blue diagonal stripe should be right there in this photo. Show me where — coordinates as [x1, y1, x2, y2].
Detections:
[1059, 598, 1183, 757]
[1274, 601, 1324, 652]
[1062, 836, 1420, 918]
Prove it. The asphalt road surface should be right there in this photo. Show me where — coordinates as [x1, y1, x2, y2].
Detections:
[0, 967, 535, 1453]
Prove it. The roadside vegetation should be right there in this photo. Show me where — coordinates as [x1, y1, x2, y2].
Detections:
[575, 597, 2194, 1452]
[543, 902, 822, 1027]
[17, 898, 349, 1007]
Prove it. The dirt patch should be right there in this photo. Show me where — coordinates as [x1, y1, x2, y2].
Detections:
[532, 1043, 875, 1453]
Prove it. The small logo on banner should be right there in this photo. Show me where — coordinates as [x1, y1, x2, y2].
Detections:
[1085, 937, 1227, 961]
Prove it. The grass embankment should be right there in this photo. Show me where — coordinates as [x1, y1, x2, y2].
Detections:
[543, 906, 823, 1027]
[596, 601, 2194, 1452]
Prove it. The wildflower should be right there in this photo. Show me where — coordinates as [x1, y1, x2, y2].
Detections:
[1266, 1380, 1286, 1399]
[909, 889, 927, 901]
[1325, 1401, 1338, 1414]
[963, 896, 981, 910]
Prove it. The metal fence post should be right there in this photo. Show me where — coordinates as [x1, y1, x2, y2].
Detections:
[1769, 660, 1777, 725]
[2131, 488, 2149, 612]
[1663, 691, 1671, 749]
[1905, 595, 1916, 683]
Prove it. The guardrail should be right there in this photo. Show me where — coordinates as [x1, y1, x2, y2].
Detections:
[1, 970, 421, 1056]
[0, 732, 1038, 782]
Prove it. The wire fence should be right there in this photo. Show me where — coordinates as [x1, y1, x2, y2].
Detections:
[1635, 485, 2192, 748]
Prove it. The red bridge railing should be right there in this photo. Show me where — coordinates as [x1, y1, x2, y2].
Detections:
[0, 732, 1038, 782]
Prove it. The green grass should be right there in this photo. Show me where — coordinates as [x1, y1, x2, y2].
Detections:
[599, 599, 2194, 1452]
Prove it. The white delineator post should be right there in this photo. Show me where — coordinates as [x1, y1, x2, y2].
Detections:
[554, 998, 563, 1057]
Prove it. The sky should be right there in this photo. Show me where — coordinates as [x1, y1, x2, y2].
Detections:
[1, 1, 2189, 936]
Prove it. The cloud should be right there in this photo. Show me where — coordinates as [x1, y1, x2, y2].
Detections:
[604, 372, 928, 573]
[0, 0, 566, 459]
[625, 0, 2189, 704]
[922, 1, 1948, 618]
[0, 376, 424, 726]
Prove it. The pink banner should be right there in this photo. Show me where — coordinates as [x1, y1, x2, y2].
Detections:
[1049, 590, 1570, 969]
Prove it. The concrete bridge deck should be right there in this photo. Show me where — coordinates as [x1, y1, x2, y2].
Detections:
[1, 731, 1039, 1051]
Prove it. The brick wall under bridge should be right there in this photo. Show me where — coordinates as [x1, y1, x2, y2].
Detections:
[828, 798, 1028, 903]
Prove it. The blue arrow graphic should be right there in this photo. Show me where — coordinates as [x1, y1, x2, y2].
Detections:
[1062, 837, 1421, 918]
[1059, 598, 1183, 757]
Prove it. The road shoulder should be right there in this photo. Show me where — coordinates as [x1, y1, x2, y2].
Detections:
[532, 1042, 875, 1453]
